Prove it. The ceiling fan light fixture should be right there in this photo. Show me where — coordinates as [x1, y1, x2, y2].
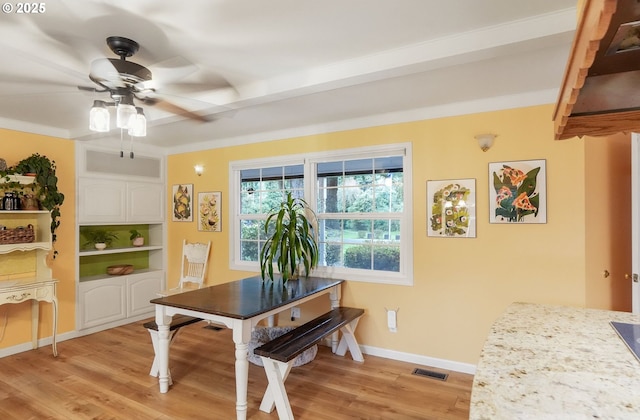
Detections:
[89, 100, 110, 132]
[116, 102, 136, 129]
[128, 107, 147, 137]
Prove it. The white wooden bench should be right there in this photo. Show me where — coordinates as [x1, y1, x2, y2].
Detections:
[254, 307, 365, 420]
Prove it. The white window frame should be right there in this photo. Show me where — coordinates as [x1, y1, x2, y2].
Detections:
[229, 143, 413, 285]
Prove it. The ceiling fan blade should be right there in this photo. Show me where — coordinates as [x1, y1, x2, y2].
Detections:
[89, 58, 130, 89]
[0, 74, 80, 88]
[3, 42, 91, 84]
[147, 98, 214, 123]
[77, 85, 99, 92]
[139, 59, 233, 95]
[146, 56, 198, 83]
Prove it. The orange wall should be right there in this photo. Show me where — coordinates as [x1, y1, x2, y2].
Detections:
[0, 129, 75, 350]
[167, 104, 598, 365]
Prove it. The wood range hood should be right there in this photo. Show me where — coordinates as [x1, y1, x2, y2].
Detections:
[554, 0, 640, 140]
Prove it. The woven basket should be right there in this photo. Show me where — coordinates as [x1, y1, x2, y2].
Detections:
[106, 264, 134, 275]
[0, 224, 35, 245]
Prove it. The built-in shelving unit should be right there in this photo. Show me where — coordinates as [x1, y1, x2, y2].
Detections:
[75, 143, 166, 334]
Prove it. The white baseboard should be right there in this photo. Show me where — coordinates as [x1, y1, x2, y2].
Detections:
[0, 330, 80, 358]
[319, 337, 476, 375]
[0, 312, 155, 359]
[360, 344, 476, 375]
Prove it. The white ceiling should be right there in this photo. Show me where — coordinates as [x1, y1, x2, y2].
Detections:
[0, 0, 578, 154]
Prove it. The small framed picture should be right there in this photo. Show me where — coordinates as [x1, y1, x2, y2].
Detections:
[172, 184, 193, 222]
[198, 191, 222, 232]
[489, 159, 547, 224]
[427, 178, 476, 238]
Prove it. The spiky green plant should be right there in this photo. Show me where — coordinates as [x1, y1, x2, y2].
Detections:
[259, 191, 318, 283]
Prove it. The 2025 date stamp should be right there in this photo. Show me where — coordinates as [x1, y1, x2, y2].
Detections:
[2, 3, 46, 14]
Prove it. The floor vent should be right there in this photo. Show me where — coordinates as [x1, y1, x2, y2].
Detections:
[412, 368, 448, 381]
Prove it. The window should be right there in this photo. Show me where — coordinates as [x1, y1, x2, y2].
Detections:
[237, 163, 304, 264]
[230, 144, 412, 285]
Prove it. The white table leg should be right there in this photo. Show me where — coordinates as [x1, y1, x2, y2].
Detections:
[155, 306, 171, 393]
[232, 320, 252, 420]
[329, 285, 341, 353]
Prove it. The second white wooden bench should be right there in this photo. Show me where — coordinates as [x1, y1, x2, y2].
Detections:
[254, 306, 365, 420]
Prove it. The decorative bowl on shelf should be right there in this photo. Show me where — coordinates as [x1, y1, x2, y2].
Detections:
[106, 264, 134, 275]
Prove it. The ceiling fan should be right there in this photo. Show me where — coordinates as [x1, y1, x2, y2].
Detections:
[80, 35, 216, 130]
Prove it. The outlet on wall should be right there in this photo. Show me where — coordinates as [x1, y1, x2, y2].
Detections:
[291, 307, 301, 320]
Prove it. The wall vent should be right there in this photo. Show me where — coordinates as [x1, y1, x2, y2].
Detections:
[85, 149, 161, 178]
[412, 368, 448, 381]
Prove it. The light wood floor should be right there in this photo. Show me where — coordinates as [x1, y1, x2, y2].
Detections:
[0, 319, 473, 419]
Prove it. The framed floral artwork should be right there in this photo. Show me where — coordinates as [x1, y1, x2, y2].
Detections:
[198, 191, 221, 232]
[172, 184, 193, 222]
[427, 178, 476, 238]
[489, 159, 547, 224]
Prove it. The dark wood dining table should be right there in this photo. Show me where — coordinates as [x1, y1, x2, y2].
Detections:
[150, 275, 343, 420]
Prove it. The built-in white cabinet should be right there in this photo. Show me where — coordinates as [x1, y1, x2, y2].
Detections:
[79, 276, 126, 329]
[78, 178, 163, 223]
[75, 144, 166, 334]
[78, 270, 162, 330]
[128, 182, 164, 222]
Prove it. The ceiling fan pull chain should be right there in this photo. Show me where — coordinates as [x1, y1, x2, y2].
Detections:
[129, 134, 135, 159]
[120, 128, 124, 158]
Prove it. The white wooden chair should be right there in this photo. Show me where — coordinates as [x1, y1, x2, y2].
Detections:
[159, 240, 211, 296]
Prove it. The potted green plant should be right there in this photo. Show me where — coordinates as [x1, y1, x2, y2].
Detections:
[6, 153, 65, 255]
[84, 229, 118, 250]
[129, 229, 144, 247]
[259, 191, 319, 283]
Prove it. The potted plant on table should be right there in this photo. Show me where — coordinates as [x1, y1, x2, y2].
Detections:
[251, 191, 321, 367]
[84, 229, 118, 250]
[129, 229, 144, 247]
[259, 191, 319, 283]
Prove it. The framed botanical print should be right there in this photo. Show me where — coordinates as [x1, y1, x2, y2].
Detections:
[172, 184, 193, 222]
[489, 159, 547, 224]
[198, 191, 222, 232]
[427, 178, 476, 238]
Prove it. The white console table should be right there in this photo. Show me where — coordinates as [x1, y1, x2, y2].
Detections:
[0, 278, 58, 356]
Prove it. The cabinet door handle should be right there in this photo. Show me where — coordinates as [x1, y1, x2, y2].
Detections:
[7, 292, 31, 302]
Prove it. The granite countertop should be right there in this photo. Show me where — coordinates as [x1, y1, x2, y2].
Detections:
[470, 302, 640, 419]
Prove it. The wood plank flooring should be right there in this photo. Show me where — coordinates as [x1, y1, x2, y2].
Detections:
[0, 319, 473, 419]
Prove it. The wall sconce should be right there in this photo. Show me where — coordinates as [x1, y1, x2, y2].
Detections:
[194, 165, 204, 176]
[474, 134, 497, 152]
